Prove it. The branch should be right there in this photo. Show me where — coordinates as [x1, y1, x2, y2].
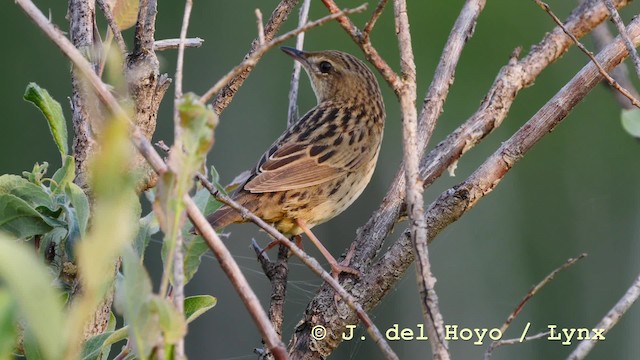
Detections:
[14, 1, 287, 357]
[603, 0, 640, 77]
[96, 0, 127, 53]
[153, 37, 204, 51]
[591, 22, 640, 109]
[534, 0, 640, 108]
[566, 271, 640, 359]
[484, 254, 587, 359]
[286, 0, 311, 125]
[209, 0, 299, 115]
[393, 0, 449, 358]
[199, 4, 367, 105]
[320, 0, 402, 92]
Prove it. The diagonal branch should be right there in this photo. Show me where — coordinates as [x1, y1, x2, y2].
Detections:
[566, 270, 640, 360]
[210, 0, 300, 115]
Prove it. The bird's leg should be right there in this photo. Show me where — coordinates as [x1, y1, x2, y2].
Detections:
[295, 219, 360, 279]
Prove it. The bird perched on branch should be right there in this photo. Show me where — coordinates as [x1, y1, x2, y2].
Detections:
[204, 47, 385, 277]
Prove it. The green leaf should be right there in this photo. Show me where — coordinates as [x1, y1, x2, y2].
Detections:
[115, 247, 156, 359]
[180, 188, 218, 284]
[149, 296, 186, 343]
[51, 156, 76, 195]
[66, 182, 90, 237]
[0, 290, 17, 359]
[0, 194, 55, 238]
[0, 174, 55, 210]
[133, 211, 159, 260]
[80, 332, 114, 360]
[184, 295, 217, 324]
[0, 234, 66, 360]
[621, 108, 640, 139]
[24, 83, 69, 159]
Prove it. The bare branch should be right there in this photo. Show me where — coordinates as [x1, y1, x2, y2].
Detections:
[255, 9, 266, 46]
[534, 0, 640, 108]
[484, 332, 551, 360]
[96, 0, 127, 53]
[591, 23, 640, 108]
[603, 0, 640, 77]
[14, 1, 287, 356]
[286, 0, 311, 125]
[566, 271, 640, 359]
[320, 0, 402, 92]
[484, 254, 587, 359]
[210, 0, 299, 115]
[393, 0, 449, 358]
[199, 4, 367, 105]
[153, 37, 204, 51]
[363, 0, 388, 37]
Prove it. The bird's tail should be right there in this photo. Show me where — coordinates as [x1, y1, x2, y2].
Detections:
[189, 204, 243, 235]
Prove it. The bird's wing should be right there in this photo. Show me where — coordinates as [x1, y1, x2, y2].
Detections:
[244, 105, 368, 193]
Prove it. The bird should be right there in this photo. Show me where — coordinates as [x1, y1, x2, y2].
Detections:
[204, 47, 385, 277]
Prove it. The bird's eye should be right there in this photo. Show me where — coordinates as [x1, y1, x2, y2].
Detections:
[319, 61, 333, 73]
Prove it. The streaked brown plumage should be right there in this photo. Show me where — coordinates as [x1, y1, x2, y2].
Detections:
[206, 47, 385, 275]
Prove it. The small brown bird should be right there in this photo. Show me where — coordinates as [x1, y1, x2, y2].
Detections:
[206, 47, 385, 276]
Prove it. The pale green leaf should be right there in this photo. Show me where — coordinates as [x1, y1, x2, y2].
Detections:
[621, 108, 640, 139]
[51, 156, 76, 195]
[24, 83, 68, 159]
[115, 247, 157, 359]
[149, 296, 186, 343]
[0, 234, 66, 360]
[0, 290, 17, 359]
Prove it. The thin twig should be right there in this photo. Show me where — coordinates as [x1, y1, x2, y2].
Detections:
[195, 174, 399, 360]
[363, 0, 388, 37]
[171, 1, 193, 358]
[210, 0, 299, 115]
[484, 254, 587, 359]
[393, 0, 449, 358]
[534, 0, 640, 108]
[96, 0, 127, 53]
[199, 4, 367, 105]
[566, 271, 640, 360]
[14, 1, 288, 357]
[603, 0, 640, 77]
[591, 23, 640, 109]
[153, 37, 204, 51]
[256, 9, 265, 46]
[321, 0, 402, 92]
[485, 332, 550, 359]
[286, 0, 311, 125]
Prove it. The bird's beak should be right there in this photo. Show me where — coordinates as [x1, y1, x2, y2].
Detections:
[281, 46, 308, 65]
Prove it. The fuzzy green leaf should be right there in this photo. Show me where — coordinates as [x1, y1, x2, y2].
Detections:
[0, 194, 56, 238]
[0, 174, 55, 210]
[0, 234, 66, 360]
[0, 290, 17, 359]
[66, 182, 90, 237]
[115, 247, 157, 359]
[24, 83, 68, 159]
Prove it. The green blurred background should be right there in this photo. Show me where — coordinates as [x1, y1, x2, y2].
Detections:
[3, 0, 640, 359]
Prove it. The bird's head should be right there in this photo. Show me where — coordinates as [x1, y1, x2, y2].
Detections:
[281, 47, 382, 105]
